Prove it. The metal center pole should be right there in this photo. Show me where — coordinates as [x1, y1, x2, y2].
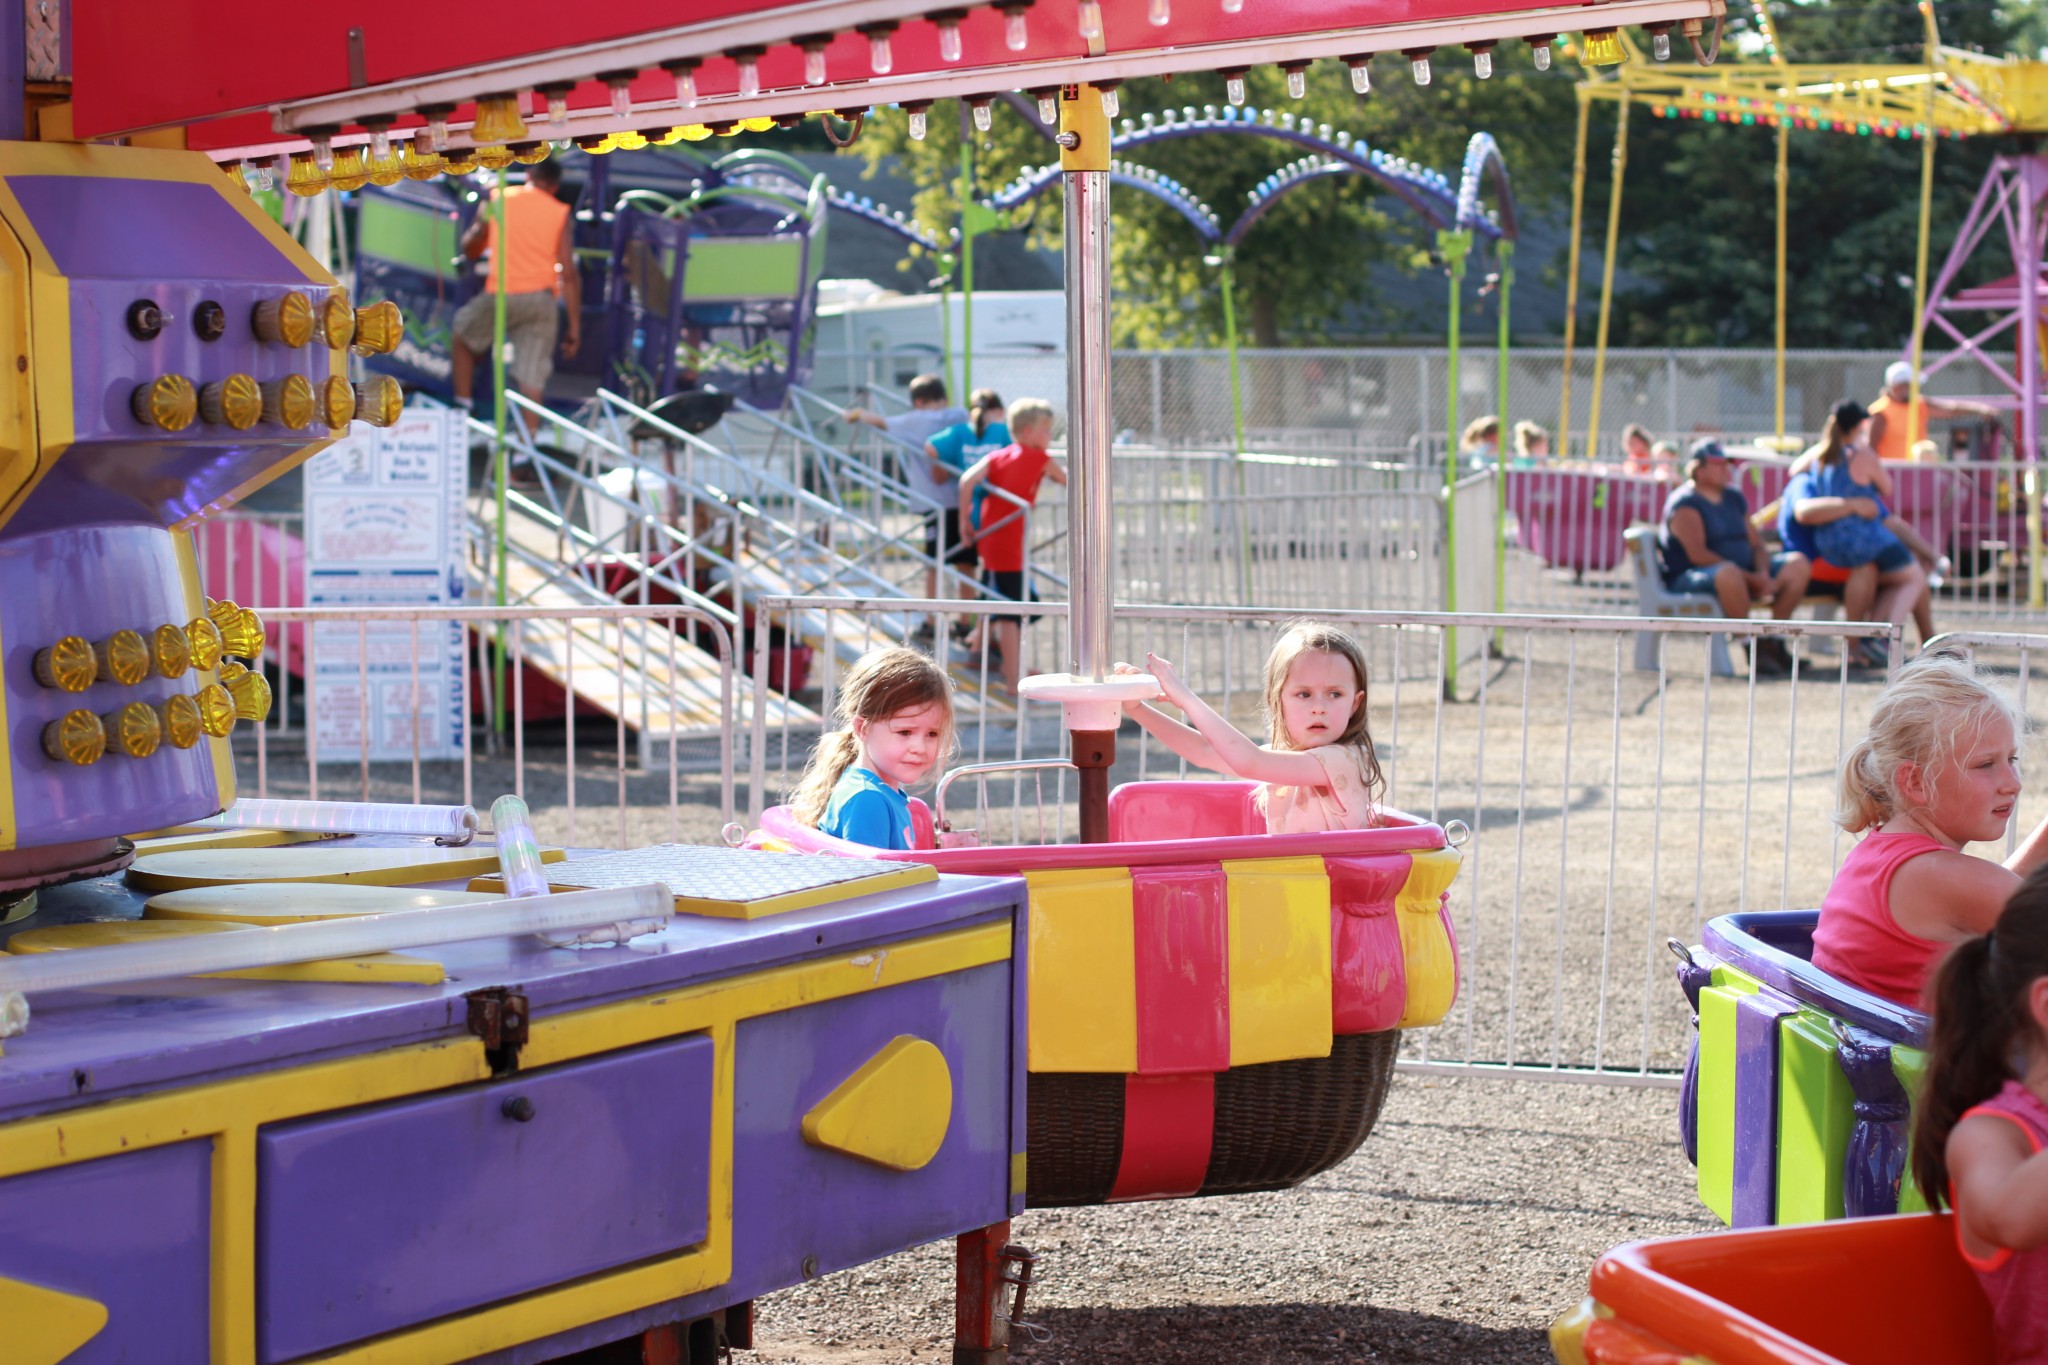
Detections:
[1062, 84, 1115, 843]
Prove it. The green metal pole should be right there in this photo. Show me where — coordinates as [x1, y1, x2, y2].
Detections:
[1494, 238, 1513, 639]
[1440, 228, 1470, 696]
[939, 257, 956, 398]
[491, 170, 510, 737]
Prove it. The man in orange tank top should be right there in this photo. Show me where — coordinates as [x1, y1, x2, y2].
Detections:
[1868, 360, 1997, 463]
[452, 159, 580, 442]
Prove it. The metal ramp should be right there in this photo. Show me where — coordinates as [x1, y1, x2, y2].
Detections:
[467, 418, 821, 761]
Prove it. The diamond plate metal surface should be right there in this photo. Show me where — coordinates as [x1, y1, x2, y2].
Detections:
[542, 843, 914, 906]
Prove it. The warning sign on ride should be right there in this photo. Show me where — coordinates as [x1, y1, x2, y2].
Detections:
[302, 408, 468, 765]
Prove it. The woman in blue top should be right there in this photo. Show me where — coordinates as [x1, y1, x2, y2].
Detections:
[925, 389, 1009, 648]
[789, 646, 955, 851]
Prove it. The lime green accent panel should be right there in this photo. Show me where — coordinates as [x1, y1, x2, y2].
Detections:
[1894, 1044, 1931, 1214]
[1777, 1008, 1853, 1224]
[682, 239, 803, 300]
[1696, 965, 1763, 1225]
[358, 197, 459, 278]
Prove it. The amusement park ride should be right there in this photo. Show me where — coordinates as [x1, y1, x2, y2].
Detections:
[0, 1, 1809, 1363]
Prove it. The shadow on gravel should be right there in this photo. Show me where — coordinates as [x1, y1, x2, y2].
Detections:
[1013, 1303, 1545, 1364]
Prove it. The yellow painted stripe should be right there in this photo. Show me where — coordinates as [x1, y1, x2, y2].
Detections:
[1221, 857, 1333, 1066]
[1021, 867, 1135, 1073]
[522, 920, 1009, 1067]
[1395, 847, 1462, 1028]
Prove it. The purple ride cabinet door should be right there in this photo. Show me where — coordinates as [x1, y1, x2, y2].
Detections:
[255, 1034, 715, 1363]
[0, 1141, 213, 1363]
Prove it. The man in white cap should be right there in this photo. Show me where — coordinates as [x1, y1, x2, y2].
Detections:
[1868, 361, 1998, 463]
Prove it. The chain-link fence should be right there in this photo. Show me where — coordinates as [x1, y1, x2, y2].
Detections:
[813, 346, 2025, 460]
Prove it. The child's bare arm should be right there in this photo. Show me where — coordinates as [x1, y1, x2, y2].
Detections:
[1043, 459, 1069, 487]
[958, 458, 990, 537]
[1145, 653, 1339, 788]
[1953, 1114, 2048, 1252]
[1891, 850, 2021, 940]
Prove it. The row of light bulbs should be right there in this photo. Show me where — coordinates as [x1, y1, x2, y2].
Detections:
[232, 2, 1674, 191]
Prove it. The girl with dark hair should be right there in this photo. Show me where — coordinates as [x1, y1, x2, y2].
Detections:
[1913, 873, 2048, 1362]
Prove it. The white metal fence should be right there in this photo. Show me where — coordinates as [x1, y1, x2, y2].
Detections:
[741, 594, 1937, 1085]
[814, 346, 2027, 461]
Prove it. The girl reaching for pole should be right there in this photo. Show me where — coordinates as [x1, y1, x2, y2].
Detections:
[1117, 621, 1384, 834]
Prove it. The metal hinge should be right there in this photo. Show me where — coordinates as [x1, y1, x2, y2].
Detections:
[465, 987, 530, 1075]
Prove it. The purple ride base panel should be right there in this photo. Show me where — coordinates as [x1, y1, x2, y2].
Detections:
[256, 1034, 715, 1363]
[0, 1140, 212, 1363]
[0, 852, 1025, 1361]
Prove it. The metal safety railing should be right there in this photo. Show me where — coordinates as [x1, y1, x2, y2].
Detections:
[746, 594, 1911, 1085]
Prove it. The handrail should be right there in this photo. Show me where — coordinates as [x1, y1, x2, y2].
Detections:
[936, 759, 1079, 830]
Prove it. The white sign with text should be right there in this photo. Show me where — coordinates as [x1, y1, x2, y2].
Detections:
[302, 409, 468, 764]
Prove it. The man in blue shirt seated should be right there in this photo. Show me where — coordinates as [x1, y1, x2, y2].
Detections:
[1658, 440, 1812, 676]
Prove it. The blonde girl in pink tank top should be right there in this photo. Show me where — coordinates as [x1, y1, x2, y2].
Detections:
[1116, 621, 1384, 834]
[1811, 654, 2048, 1007]
[1913, 886, 2048, 1363]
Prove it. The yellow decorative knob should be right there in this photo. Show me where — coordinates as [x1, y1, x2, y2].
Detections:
[151, 623, 191, 679]
[320, 288, 355, 350]
[42, 709, 104, 765]
[208, 600, 263, 659]
[320, 375, 356, 430]
[195, 682, 236, 738]
[185, 617, 223, 671]
[131, 375, 197, 431]
[159, 693, 202, 750]
[253, 291, 315, 348]
[93, 630, 150, 686]
[33, 636, 96, 692]
[260, 375, 315, 430]
[103, 700, 162, 758]
[354, 375, 403, 427]
[352, 300, 404, 357]
[198, 374, 262, 430]
[219, 661, 273, 722]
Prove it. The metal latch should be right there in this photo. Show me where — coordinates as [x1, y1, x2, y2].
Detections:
[465, 987, 530, 1075]
[997, 1244, 1049, 1344]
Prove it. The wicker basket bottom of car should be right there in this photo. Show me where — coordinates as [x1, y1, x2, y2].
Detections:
[1023, 1029, 1401, 1208]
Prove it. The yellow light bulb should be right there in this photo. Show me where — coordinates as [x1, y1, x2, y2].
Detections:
[1580, 29, 1626, 65]
[320, 289, 355, 350]
[220, 663, 274, 722]
[679, 125, 715, 143]
[321, 376, 356, 430]
[195, 683, 236, 739]
[198, 374, 262, 430]
[354, 375, 403, 427]
[351, 300, 405, 356]
[159, 693, 203, 750]
[653, 127, 690, 146]
[33, 636, 96, 692]
[42, 710, 105, 766]
[440, 145, 480, 175]
[131, 375, 198, 431]
[151, 623, 192, 679]
[327, 145, 369, 192]
[285, 152, 328, 197]
[575, 134, 617, 155]
[739, 116, 777, 133]
[210, 600, 263, 659]
[613, 130, 650, 151]
[253, 291, 315, 348]
[511, 141, 552, 165]
[472, 94, 528, 144]
[475, 144, 515, 170]
[714, 122, 742, 138]
[104, 700, 162, 758]
[366, 142, 405, 186]
[185, 617, 224, 671]
[260, 376, 315, 430]
[403, 133, 444, 181]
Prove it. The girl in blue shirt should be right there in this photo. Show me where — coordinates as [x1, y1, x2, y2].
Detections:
[790, 646, 955, 850]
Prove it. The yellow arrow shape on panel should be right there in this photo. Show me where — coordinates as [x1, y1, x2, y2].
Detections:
[0, 1276, 107, 1364]
[800, 1036, 953, 1172]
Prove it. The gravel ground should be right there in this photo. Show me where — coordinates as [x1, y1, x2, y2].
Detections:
[745, 1074, 1711, 1364]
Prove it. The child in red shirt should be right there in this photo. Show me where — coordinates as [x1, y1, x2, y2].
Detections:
[958, 397, 1067, 693]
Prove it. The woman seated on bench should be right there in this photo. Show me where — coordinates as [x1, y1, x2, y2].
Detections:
[1812, 654, 2048, 1008]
